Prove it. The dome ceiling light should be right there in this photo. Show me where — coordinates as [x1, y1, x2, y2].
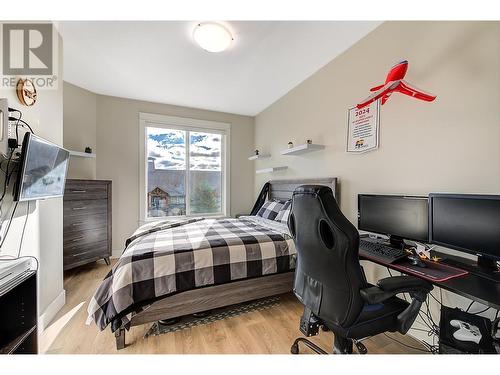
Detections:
[193, 22, 233, 53]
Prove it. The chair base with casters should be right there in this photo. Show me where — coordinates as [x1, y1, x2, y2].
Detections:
[290, 275, 433, 355]
[291, 335, 366, 354]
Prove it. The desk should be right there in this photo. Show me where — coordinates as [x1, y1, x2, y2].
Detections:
[360, 251, 500, 311]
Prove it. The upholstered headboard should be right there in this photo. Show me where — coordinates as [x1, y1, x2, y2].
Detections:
[268, 178, 339, 202]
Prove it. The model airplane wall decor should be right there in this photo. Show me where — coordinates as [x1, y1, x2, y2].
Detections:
[357, 60, 437, 109]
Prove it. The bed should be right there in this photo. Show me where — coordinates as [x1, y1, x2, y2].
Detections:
[87, 178, 338, 349]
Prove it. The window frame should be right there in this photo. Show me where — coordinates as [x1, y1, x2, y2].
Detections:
[139, 112, 231, 223]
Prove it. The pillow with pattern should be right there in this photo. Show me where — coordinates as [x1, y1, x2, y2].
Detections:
[256, 200, 284, 220]
[275, 200, 292, 224]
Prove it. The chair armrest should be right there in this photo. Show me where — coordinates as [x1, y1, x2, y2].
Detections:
[360, 276, 432, 304]
[359, 286, 395, 304]
[377, 276, 433, 297]
[360, 276, 433, 334]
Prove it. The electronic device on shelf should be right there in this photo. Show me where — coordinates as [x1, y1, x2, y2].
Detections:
[13, 132, 70, 202]
[358, 239, 408, 264]
[429, 193, 500, 278]
[0, 258, 32, 288]
[450, 319, 482, 344]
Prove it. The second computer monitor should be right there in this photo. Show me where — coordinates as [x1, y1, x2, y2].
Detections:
[358, 194, 429, 244]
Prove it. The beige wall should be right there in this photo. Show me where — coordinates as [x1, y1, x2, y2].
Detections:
[254, 21, 500, 342]
[63, 82, 97, 179]
[95, 95, 255, 255]
[0, 27, 65, 330]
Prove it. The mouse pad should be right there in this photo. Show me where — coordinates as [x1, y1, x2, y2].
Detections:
[389, 258, 469, 282]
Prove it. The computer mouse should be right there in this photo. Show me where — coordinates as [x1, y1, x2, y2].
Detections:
[407, 255, 427, 268]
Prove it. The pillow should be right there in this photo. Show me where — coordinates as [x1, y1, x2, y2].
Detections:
[256, 200, 284, 220]
[275, 200, 292, 224]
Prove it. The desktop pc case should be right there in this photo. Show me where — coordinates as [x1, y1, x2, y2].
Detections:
[439, 305, 496, 354]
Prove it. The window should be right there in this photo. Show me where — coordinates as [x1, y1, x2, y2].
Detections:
[139, 113, 230, 221]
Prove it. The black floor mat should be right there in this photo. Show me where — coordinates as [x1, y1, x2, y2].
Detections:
[144, 296, 281, 338]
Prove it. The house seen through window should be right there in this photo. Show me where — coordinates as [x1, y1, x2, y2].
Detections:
[146, 126, 224, 217]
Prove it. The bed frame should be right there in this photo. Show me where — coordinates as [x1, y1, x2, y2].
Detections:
[114, 177, 338, 349]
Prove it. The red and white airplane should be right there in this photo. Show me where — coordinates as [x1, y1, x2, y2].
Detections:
[357, 60, 436, 109]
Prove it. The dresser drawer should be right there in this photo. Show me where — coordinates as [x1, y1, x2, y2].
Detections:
[63, 241, 109, 269]
[64, 227, 108, 249]
[64, 199, 108, 217]
[64, 212, 107, 233]
[64, 180, 109, 201]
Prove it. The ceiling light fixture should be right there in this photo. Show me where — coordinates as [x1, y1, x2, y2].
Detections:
[193, 22, 233, 53]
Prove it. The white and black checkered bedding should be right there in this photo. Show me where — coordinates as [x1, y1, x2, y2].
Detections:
[256, 200, 284, 220]
[87, 216, 296, 331]
[275, 200, 292, 224]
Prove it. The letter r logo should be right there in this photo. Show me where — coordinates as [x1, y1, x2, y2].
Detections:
[2, 23, 53, 75]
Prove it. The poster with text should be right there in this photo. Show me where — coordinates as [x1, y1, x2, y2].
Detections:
[346, 100, 380, 153]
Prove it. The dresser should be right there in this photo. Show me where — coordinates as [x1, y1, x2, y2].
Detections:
[63, 179, 112, 270]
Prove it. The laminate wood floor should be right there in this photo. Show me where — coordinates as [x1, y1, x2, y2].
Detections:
[42, 260, 427, 354]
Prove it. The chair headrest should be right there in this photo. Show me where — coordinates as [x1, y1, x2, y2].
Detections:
[293, 185, 333, 199]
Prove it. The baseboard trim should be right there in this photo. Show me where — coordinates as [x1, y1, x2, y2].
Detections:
[39, 289, 66, 332]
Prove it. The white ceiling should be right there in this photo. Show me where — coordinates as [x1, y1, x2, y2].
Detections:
[58, 21, 381, 116]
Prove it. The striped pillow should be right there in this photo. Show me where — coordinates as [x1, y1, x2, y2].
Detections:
[275, 200, 292, 224]
[256, 200, 284, 221]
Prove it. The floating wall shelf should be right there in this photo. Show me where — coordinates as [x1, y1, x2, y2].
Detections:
[248, 154, 270, 161]
[281, 143, 325, 156]
[256, 166, 288, 174]
[69, 150, 96, 158]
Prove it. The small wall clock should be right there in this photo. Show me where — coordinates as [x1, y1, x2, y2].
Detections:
[16, 78, 38, 106]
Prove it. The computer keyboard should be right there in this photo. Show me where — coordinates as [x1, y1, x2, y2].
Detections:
[359, 239, 408, 264]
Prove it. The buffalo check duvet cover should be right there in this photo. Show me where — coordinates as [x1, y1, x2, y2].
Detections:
[87, 216, 296, 331]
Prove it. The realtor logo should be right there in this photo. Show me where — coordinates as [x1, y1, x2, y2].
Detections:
[3, 23, 53, 75]
[1, 22, 58, 89]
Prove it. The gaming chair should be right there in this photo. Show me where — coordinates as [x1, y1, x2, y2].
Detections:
[288, 185, 433, 354]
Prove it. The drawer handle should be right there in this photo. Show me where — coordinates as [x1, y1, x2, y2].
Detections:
[70, 236, 85, 242]
[72, 207, 86, 210]
[71, 222, 82, 226]
[71, 190, 87, 193]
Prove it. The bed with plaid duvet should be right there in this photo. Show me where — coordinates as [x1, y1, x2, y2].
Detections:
[87, 216, 296, 331]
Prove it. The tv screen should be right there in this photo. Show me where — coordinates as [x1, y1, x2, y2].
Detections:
[15, 133, 70, 201]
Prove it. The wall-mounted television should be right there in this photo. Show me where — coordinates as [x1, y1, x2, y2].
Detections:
[14, 133, 70, 201]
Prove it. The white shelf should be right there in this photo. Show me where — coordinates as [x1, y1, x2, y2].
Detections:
[281, 143, 325, 156]
[248, 154, 270, 161]
[69, 150, 96, 158]
[256, 166, 288, 174]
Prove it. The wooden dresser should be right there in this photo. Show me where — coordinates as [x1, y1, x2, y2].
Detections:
[63, 179, 112, 270]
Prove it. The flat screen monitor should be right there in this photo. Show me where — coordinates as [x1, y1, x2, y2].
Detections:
[14, 133, 70, 201]
[358, 194, 429, 243]
[429, 194, 500, 266]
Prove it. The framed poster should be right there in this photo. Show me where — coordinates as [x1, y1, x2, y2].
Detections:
[346, 99, 380, 153]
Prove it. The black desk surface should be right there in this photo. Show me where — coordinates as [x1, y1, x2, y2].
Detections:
[360, 252, 500, 311]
